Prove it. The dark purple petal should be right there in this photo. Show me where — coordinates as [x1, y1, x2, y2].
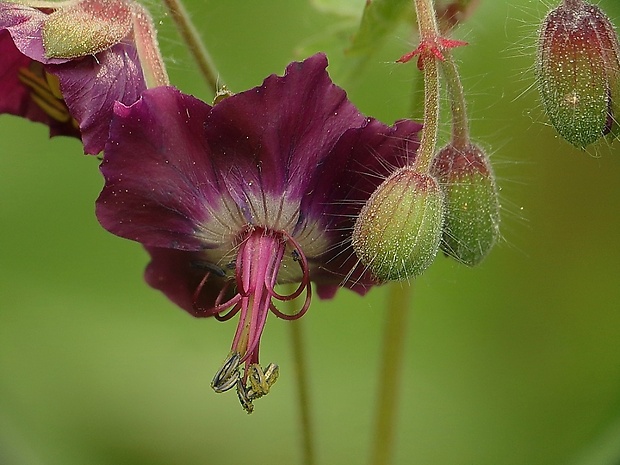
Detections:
[202, 53, 367, 203]
[96, 53, 423, 310]
[319, 118, 422, 221]
[50, 43, 146, 154]
[96, 86, 220, 251]
[97, 54, 370, 248]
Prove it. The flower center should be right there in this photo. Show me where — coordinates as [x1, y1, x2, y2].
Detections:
[196, 226, 311, 413]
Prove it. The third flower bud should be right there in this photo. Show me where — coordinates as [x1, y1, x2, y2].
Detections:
[537, 0, 620, 148]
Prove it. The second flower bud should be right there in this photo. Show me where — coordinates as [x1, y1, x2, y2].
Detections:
[352, 168, 444, 281]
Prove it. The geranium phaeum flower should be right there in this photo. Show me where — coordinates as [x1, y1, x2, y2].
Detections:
[0, 0, 167, 154]
[96, 53, 421, 412]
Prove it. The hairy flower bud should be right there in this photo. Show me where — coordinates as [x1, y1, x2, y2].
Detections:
[431, 143, 500, 266]
[42, 0, 133, 59]
[536, 0, 620, 148]
[352, 168, 444, 281]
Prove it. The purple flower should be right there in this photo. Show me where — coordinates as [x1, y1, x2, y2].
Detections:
[0, 0, 167, 154]
[96, 53, 421, 411]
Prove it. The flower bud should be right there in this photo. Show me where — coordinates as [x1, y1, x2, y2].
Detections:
[536, 0, 620, 148]
[431, 143, 500, 266]
[352, 168, 444, 281]
[42, 0, 133, 59]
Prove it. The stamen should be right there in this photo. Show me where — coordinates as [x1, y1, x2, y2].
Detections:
[211, 352, 241, 393]
[202, 227, 314, 412]
[234, 362, 279, 413]
[192, 271, 241, 317]
[30, 93, 71, 123]
[45, 72, 64, 100]
[248, 362, 279, 398]
[236, 379, 254, 414]
[270, 233, 311, 302]
[213, 301, 240, 322]
[268, 291, 311, 320]
[18, 66, 52, 97]
[214, 279, 235, 307]
[191, 270, 211, 313]
[17, 65, 72, 123]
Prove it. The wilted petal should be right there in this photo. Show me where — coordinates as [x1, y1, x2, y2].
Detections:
[0, 3, 67, 64]
[0, 0, 152, 154]
[51, 43, 146, 154]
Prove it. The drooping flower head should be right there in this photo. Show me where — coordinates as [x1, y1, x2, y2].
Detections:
[0, 0, 167, 154]
[95, 53, 422, 412]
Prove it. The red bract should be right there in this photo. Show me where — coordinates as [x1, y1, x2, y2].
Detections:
[397, 36, 467, 70]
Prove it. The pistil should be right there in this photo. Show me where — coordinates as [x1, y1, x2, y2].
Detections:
[205, 226, 312, 413]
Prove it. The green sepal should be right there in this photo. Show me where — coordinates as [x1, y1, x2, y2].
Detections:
[352, 169, 443, 281]
[42, 0, 132, 59]
[431, 143, 500, 266]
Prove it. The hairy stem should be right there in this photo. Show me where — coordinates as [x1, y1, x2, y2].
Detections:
[414, 53, 440, 173]
[441, 52, 470, 148]
[414, 0, 439, 38]
[412, 0, 441, 173]
[289, 315, 316, 465]
[160, 0, 222, 93]
[132, 4, 169, 88]
[369, 283, 412, 465]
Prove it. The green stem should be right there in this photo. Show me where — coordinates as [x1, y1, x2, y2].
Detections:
[412, 0, 441, 173]
[132, 4, 170, 88]
[369, 283, 412, 465]
[410, 74, 425, 121]
[160, 0, 222, 93]
[441, 52, 470, 149]
[413, 0, 439, 39]
[413, 54, 440, 173]
[289, 313, 316, 465]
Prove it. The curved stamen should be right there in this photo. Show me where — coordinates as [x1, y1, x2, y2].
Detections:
[214, 278, 235, 307]
[193, 271, 242, 317]
[206, 226, 316, 413]
[213, 301, 241, 322]
[269, 281, 311, 320]
[212, 280, 241, 321]
[191, 271, 211, 313]
[270, 232, 311, 301]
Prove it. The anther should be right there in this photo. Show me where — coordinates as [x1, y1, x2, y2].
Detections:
[248, 362, 279, 399]
[211, 352, 241, 393]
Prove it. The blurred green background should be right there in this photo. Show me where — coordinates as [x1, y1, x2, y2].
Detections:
[2, 1, 620, 464]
